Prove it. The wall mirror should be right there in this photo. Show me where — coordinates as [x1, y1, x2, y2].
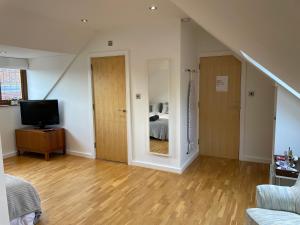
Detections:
[148, 59, 170, 155]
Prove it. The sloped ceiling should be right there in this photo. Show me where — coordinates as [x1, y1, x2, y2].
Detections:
[0, 0, 185, 54]
[1, 0, 298, 92]
[0, 3, 94, 54]
[171, 0, 300, 92]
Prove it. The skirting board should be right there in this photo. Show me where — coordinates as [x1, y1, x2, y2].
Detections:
[3, 151, 17, 159]
[240, 155, 271, 164]
[131, 151, 199, 174]
[131, 160, 182, 174]
[67, 151, 96, 159]
[180, 150, 199, 173]
[2, 150, 95, 160]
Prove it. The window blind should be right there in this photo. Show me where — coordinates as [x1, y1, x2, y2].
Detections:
[0, 56, 28, 69]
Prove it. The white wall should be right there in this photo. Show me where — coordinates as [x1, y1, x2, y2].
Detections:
[180, 20, 199, 167]
[24, 21, 275, 173]
[0, 136, 10, 225]
[27, 54, 97, 158]
[242, 64, 275, 163]
[196, 25, 274, 163]
[27, 55, 74, 100]
[0, 107, 22, 157]
[196, 27, 229, 54]
[27, 20, 182, 170]
[274, 86, 300, 156]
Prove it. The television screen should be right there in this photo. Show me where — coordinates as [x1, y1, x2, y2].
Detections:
[20, 100, 60, 128]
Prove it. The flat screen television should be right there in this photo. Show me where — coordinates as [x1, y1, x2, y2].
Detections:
[20, 100, 60, 129]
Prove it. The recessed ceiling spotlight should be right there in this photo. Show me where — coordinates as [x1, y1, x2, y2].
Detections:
[81, 19, 88, 23]
[149, 5, 158, 11]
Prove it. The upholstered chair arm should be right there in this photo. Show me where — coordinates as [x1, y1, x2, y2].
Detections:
[292, 184, 300, 214]
[256, 185, 297, 213]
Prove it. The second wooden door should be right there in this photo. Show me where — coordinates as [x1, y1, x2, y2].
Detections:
[92, 56, 128, 163]
[199, 55, 241, 159]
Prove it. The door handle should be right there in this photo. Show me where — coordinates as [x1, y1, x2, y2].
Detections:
[118, 109, 127, 113]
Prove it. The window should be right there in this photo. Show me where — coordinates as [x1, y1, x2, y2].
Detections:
[0, 68, 28, 105]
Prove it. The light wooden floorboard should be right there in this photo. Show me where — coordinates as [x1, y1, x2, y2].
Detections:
[4, 154, 269, 225]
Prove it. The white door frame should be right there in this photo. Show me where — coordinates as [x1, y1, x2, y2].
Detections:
[198, 51, 246, 160]
[88, 50, 133, 164]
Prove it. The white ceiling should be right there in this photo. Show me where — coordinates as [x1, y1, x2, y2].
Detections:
[171, 0, 300, 92]
[3, 0, 185, 30]
[2, 0, 299, 94]
[0, 0, 186, 54]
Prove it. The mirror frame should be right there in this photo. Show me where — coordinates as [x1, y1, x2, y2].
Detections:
[146, 58, 171, 157]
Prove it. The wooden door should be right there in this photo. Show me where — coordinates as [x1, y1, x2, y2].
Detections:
[92, 56, 128, 163]
[199, 55, 241, 159]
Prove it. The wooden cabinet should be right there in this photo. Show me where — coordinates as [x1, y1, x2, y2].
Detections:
[15, 128, 66, 160]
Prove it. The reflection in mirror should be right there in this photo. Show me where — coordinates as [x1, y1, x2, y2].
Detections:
[148, 59, 170, 155]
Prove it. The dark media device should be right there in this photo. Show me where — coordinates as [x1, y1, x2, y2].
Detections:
[20, 100, 60, 129]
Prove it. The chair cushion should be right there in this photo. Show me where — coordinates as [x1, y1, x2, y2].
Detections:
[246, 208, 300, 225]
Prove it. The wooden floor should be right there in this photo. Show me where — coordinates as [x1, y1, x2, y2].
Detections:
[4, 154, 269, 225]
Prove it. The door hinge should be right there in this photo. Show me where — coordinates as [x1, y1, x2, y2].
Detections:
[94, 142, 96, 148]
[92, 103, 95, 111]
[91, 64, 93, 72]
[198, 139, 200, 145]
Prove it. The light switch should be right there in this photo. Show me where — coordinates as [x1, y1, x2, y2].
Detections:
[248, 91, 255, 97]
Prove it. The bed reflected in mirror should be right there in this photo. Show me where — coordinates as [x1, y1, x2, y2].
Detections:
[148, 59, 170, 155]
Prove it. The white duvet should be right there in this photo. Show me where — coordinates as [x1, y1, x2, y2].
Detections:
[149, 113, 169, 120]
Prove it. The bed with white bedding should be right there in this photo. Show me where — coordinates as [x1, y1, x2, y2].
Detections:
[149, 113, 169, 140]
[4, 174, 42, 225]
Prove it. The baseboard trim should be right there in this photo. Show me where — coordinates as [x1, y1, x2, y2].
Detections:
[3, 151, 17, 159]
[131, 160, 182, 174]
[180, 150, 199, 173]
[3, 150, 95, 160]
[240, 155, 271, 164]
[131, 151, 199, 174]
[67, 151, 96, 159]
